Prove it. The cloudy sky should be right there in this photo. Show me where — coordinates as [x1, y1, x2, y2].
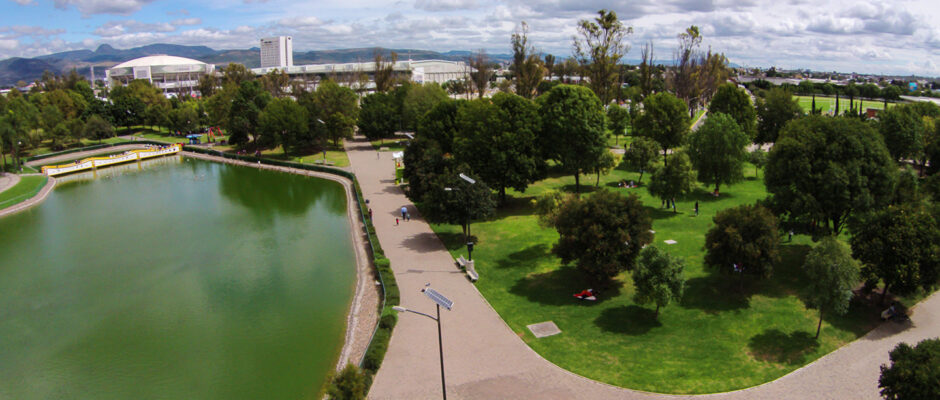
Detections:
[2, 0, 938, 76]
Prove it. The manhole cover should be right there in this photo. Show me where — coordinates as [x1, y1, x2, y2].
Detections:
[664, 240, 677, 245]
[527, 321, 561, 338]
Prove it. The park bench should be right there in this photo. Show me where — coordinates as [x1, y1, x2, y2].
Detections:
[455, 255, 479, 282]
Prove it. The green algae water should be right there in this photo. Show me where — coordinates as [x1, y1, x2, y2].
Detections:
[0, 156, 356, 399]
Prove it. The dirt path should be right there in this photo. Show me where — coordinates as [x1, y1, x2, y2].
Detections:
[0, 172, 20, 195]
[346, 133, 938, 399]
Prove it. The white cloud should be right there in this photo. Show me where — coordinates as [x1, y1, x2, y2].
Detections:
[414, 0, 478, 12]
[52, 0, 155, 16]
[0, 39, 18, 51]
[11, 0, 34, 5]
[94, 20, 175, 37]
[171, 18, 201, 26]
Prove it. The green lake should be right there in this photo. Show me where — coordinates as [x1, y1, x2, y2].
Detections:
[0, 156, 357, 399]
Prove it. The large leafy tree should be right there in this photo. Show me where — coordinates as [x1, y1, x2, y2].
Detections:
[454, 93, 543, 203]
[879, 338, 940, 400]
[358, 92, 398, 141]
[686, 112, 749, 194]
[647, 152, 695, 211]
[635, 91, 689, 165]
[83, 114, 114, 141]
[420, 168, 496, 239]
[1, 97, 39, 168]
[632, 246, 686, 318]
[803, 237, 860, 338]
[537, 84, 607, 193]
[708, 83, 757, 140]
[878, 105, 925, 163]
[622, 136, 659, 183]
[572, 9, 632, 105]
[227, 80, 270, 146]
[551, 189, 653, 285]
[765, 116, 897, 236]
[704, 203, 780, 281]
[312, 80, 359, 146]
[402, 83, 448, 131]
[850, 205, 940, 304]
[755, 88, 803, 144]
[258, 98, 308, 153]
[403, 99, 462, 200]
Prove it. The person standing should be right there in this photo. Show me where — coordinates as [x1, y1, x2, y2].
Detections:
[694, 201, 699, 216]
[401, 206, 407, 220]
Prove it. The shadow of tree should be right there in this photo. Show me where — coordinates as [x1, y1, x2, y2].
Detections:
[686, 188, 735, 202]
[560, 184, 601, 194]
[680, 274, 751, 314]
[432, 231, 469, 252]
[400, 232, 450, 254]
[594, 305, 662, 335]
[495, 244, 551, 270]
[509, 265, 621, 306]
[747, 329, 819, 364]
[645, 206, 682, 220]
[495, 195, 538, 219]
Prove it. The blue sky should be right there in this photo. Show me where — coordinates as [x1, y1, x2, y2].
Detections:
[2, 0, 939, 76]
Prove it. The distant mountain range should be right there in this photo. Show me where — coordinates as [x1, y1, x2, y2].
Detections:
[0, 43, 514, 87]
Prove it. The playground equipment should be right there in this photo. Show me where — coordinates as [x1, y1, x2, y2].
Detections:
[208, 127, 223, 143]
[41, 144, 182, 177]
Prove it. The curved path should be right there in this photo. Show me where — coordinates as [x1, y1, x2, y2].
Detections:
[345, 134, 939, 400]
[0, 172, 20, 194]
[25, 144, 149, 167]
[0, 175, 56, 218]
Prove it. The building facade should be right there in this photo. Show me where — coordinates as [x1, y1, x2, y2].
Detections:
[251, 59, 470, 88]
[260, 36, 293, 68]
[106, 55, 214, 95]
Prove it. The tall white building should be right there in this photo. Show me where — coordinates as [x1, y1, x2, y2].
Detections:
[260, 36, 293, 68]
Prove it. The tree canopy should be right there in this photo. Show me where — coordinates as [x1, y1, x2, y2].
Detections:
[765, 115, 897, 236]
[358, 92, 398, 141]
[803, 237, 860, 338]
[635, 92, 689, 164]
[572, 9, 631, 105]
[551, 189, 653, 285]
[755, 88, 802, 144]
[686, 112, 749, 193]
[879, 338, 940, 400]
[622, 136, 659, 183]
[537, 84, 607, 192]
[632, 246, 686, 318]
[704, 203, 780, 280]
[708, 83, 757, 140]
[647, 151, 695, 210]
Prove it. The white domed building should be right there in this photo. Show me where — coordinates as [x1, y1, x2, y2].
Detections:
[106, 55, 215, 96]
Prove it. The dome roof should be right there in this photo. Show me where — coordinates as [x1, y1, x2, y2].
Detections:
[111, 55, 207, 69]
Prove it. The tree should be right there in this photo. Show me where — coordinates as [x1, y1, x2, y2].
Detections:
[551, 189, 653, 285]
[402, 83, 448, 132]
[328, 364, 367, 400]
[878, 104, 925, 162]
[748, 148, 767, 178]
[312, 80, 359, 146]
[671, 26, 702, 117]
[704, 203, 780, 282]
[373, 50, 398, 93]
[221, 63, 254, 88]
[468, 50, 493, 99]
[572, 9, 632, 105]
[83, 114, 114, 141]
[404, 99, 462, 199]
[510, 22, 544, 99]
[755, 88, 802, 144]
[850, 205, 940, 304]
[454, 93, 543, 203]
[647, 151, 695, 211]
[696, 49, 730, 106]
[258, 98, 308, 153]
[543, 54, 555, 81]
[708, 83, 757, 140]
[260, 69, 289, 98]
[632, 246, 686, 318]
[606, 104, 629, 145]
[686, 112, 749, 194]
[40, 104, 65, 148]
[622, 136, 659, 183]
[639, 40, 655, 98]
[227, 80, 270, 147]
[2, 97, 39, 168]
[420, 168, 496, 239]
[358, 92, 398, 141]
[635, 92, 689, 165]
[197, 73, 218, 98]
[879, 338, 940, 400]
[537, 84, 607, 193]
[803, 237, 860, 338]
[765, 116, 897, 236]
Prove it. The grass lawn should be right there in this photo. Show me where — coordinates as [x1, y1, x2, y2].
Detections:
[0, 175, 47, 209]
[255, 145, 351, 168]
[795, 96, 896, 115]
[425, 162, 887, 394]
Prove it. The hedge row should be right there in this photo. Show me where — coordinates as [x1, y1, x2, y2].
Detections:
[182, 146, 400, 394]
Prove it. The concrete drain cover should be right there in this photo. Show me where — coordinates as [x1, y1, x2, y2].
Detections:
[527, 321, 561, 338]
[664, 240, 678, 245]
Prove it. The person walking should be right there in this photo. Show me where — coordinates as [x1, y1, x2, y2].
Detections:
[694, 201, 699, 216]
[401, 206, 407, 221]
[396, 217, 399, 225]
[368, 208, 373, 219]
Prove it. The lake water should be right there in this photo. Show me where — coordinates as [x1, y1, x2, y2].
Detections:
[0, 156, 356, 399]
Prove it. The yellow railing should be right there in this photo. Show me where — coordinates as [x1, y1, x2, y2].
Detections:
[42, 144, 182, 177]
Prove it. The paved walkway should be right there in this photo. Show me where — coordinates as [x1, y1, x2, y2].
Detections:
[345, 134, 939, 399]
[0, 172, 20, 195]
[25, 144, 149, 167]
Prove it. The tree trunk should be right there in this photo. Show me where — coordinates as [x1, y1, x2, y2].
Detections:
[816, 309, 823, 339]
[663, 147, 668, 167]
[655, 304, 660, 318]
[638, 170, 644, 183]
[595, 170, 600, 187]
[574, 171, 580, 193]
[499, 187, 506, 204]
[881, 283, 891, 306]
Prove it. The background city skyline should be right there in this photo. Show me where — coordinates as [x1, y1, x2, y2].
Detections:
[1, 0, 938, 76]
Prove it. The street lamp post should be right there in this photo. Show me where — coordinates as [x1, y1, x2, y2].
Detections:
[445, 173, 478, 260]
[393, 287, 454, 400]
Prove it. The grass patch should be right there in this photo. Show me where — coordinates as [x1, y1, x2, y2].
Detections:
[425, 164, 883, 394]
[256, 145, 351, 168]
[0, 175, 47, 209]
[370, 138, 407, 152]
[795, 95, 896, 115]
